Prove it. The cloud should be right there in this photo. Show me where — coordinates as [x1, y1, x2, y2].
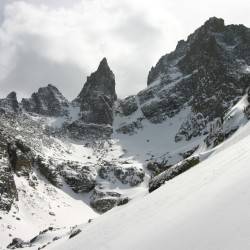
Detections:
[0, 0, 249, 100]
[0, 0, 183, 100]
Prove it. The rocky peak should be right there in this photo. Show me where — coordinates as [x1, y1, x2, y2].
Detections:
[0, 91, 19, 113]
[147, 17, 227, 86]
[97, 57, 110, 72]
[21, 84, 69, 116]
[120, 17, 250, 140]
[187, 17, 225, 43]
[6, 91, 17, 100]
[75, 58, 117, 125]
[203, 17, 225, 32]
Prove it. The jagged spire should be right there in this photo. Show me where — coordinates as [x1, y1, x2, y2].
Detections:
[74, 57, 117, 125]
[97, 57, 112, 74]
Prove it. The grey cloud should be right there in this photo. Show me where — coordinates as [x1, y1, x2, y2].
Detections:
[114, 14, 162, 45]
[0, 0, 250, 101]
[1, 44, 85, 100]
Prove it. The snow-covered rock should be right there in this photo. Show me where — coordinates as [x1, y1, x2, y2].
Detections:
[74, 58, 117, 125]
[0, 92, 19, 113]
[21, 84, 69, 117]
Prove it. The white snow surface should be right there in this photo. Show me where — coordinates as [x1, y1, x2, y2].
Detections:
[48, 117, 250, 250]
[0, 172, 98, 249]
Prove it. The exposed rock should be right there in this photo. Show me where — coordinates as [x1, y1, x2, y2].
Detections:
[60, 161, 97, 193]
[205, 119, 225, 147]
[149, 156, 200, 193]
[113, 166, 145, 186]
[7, 226, 64, 249]
[21, 84, 69, 116]
[35, 156, 62, 187]
[147, 161, 172, 177]
[90, 188, 129, 213]
[179, 146, 199, 159]
[0, 92, 19, 113]
[7, 238, 31, 249]
[115, 119, 143, 135]
[175, 113, 208, 142]
[69, 228, 82, 239]
[7, 140, 33, 177]
[75, 58, 117, 125]
[244, 105, 250, 119]
[0, 160, 18, 211]
[119, 96, 138, 116]
[99, 164, 145, 186]
[66, 120, 113, 139]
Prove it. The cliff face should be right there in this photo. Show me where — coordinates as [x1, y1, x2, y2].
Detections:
[0, 92, 19, 113]
[21, 84, 69, 116]
[75, 58, 117, 125]
[117, 17, 250, 135]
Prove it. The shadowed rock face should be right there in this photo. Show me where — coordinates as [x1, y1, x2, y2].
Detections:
[0, 92, 19, 113]
[117, 17, 250, 138]
[21, 84, 69, 116]
[75, 58, 117, 125]
[0, 135, 18, 212]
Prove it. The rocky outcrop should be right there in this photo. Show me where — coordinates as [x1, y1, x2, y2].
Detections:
[147, 161, 172, 177]
[119, 96, 138, 116]
[0, 161, 18, 211]
[60, 161, 97, 193]
[35, 156, 62, 187]
[99, 163, 145, 186]
[7, 238, 31, 249]
[0, 92, 19, 113]
[75, 58, 117, 125]
[115, 119, 143, 135]
[0, 133, 18, 211]
[37, 157, 98, 193]
[175, 113, 208, 142]
[7, 140, 33, 177]
[90, 188, 129, 213]
[7, 227, 62, 249]
[21, 84, 69, 116]
[66, 120, 113, 139]
[149, 156, 200, 192]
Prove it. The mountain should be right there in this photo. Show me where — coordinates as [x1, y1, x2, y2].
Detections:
[0, 92, 19, 113]
[42, 115, 250, 250]
[74, 57, 117, 125]
[21, 84, 69, 116]
[114, 16, 250, 174]
[1, 17, 250, 249]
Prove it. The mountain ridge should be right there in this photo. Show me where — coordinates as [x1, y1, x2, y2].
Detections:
[1, 17, 250, 249]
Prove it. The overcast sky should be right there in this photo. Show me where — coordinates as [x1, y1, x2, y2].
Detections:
[0, 0, 250, 100]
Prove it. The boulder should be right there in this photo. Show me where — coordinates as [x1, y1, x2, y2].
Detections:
[90, 188, 129, 213]
[119, 96, 138, 116]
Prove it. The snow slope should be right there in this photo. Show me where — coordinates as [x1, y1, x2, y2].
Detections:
[48, 118, 250, 250]
[0, 171, 98, 249]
